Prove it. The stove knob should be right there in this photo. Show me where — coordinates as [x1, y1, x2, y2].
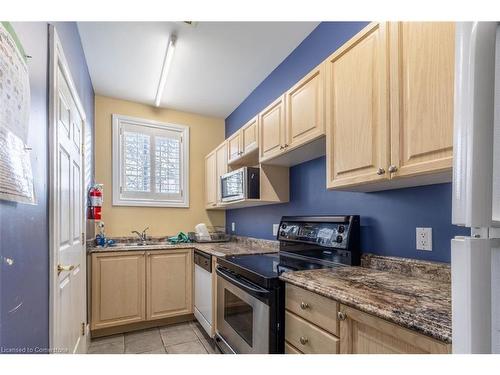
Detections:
[280, 231, 286, 237]
[336, 235, 343, 243]
[281, 223, 287, 229]
[338, 225, 345, 233]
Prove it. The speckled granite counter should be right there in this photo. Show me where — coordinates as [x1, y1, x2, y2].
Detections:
[87, 236, 278, 258]
[280, 261, 451, 343]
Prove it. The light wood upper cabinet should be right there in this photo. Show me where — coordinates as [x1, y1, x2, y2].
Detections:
[146, 249, 193, 320]
[326, 22, 389, 189]
[215, 142, 228, 204]
[326, 21, 455, 190]
[389, 22, 455, 178]
[259, 95, 286, 162]
[286, 63, 325, 150]
[91, 252, 146, 330]
[205, 151, 217, 208]
[227, 131, 241, 164]
[241, 116, 258, 154]
[339, 304, 450, 354]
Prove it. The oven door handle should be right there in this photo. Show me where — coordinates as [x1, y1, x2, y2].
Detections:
[216, 267, 270, 297]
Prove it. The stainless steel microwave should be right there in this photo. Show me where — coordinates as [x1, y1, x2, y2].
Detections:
[220, 167, 260, 202]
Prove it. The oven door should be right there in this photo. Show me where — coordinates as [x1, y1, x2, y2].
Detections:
[216, 267, 270, 354]
[221, 168, 245, 202]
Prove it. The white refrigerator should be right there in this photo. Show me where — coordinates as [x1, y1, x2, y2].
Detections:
[452, 21, 500, 354]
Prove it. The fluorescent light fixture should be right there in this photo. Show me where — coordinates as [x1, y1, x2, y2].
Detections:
[155, 34, 177, 107]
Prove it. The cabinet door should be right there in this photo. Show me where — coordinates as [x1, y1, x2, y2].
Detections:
[241, 116, 258, 154]
[286, 64, 325, 149]
[205, 151, 217, 208]
[91, 252, 145, 330]
[259, 95, 286, 162]
[227, 131, 241, 164]
[215, 142, 227, 204]
[389, 22, 455, 178]
[339, 305, 450, 354]
[326, 22, 390, 189]
[146, 249, 193, 320]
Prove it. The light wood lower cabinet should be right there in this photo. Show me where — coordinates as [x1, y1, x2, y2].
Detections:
[146, 249, 193, 320]
[91, 251, 146, 330]
[91, 249, 193, 331]
[284, 283, 450, 354]
[285, 311, 340, 354]
[339, 304, 451, 354]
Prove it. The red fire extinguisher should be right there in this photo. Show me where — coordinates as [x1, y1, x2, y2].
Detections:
[88, 184, 103, 220]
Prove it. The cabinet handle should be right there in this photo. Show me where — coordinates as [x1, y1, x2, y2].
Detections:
[337, 311, 347, 321]
[300, 301, 309, 310]
[285, 144, 289, 148]
[299, 336, 309, 345]
[388, 165, 398, 173]
[376, 168, 385, 175]
[280, 146, 284, 150]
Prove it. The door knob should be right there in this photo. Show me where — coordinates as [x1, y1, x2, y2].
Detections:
[299, 336, 309, 345]
[337, 311, 347, 321]
[388, 165, 398, 173]
[376, 168, 385, 175]
[57, 264, 75, 274]
[300, 301, 309, 310]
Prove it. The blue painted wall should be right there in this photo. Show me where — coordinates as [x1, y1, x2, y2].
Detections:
[225, 22, 468, 263]
[0, 22, 94, 352]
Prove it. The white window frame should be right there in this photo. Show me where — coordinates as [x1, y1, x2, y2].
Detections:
[112, 114, 189, 207]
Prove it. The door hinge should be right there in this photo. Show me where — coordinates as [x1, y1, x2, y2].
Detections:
[120, 186, 123, 193]
[81, 232, 85, 245]
[81, 322, 86, 336]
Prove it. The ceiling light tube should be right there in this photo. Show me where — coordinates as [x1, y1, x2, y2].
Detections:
[155, 34, 177, 107]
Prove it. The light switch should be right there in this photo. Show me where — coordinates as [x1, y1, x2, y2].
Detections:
[231, 222, 235, 232]
[273, 224, 279, 236]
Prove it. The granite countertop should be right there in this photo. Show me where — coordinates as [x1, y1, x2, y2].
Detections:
[87, 236, 278, 258]
[280, 264, 451, 343]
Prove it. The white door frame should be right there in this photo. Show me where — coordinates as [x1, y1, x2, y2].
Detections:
[48, 24, 88, 352]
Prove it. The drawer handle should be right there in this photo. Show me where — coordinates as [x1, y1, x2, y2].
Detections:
[337, 311, 347, 321]
[299, 336, 308, 345]
[376, 167, 385, 175]
[300, 301, 309, 310]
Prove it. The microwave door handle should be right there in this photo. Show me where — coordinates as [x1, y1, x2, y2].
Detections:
[216, 267, 270, 297]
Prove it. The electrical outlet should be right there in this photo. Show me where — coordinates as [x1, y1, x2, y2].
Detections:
[231, 222, 235, 232]
[416, 227, 432, 251]
[273, 224, 279, 236]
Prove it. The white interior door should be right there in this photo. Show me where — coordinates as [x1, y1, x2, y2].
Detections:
[50, 26, 87, 354]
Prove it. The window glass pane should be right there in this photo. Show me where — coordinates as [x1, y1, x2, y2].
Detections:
[123, 131, 151, 192]
[155, 136, 180, 194]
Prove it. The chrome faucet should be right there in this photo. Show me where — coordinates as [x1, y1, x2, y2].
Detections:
[131, 227, 149, 244]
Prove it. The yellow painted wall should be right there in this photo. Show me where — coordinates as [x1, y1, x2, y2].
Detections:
[94, 95, 225, 237]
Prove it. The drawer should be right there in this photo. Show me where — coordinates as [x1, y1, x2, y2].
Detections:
[285, 341, 302, 354]
[286, 283, 339, 335]
[285, 311, 339, 354]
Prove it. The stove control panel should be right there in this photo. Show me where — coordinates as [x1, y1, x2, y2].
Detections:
[278, 217, 357, 249]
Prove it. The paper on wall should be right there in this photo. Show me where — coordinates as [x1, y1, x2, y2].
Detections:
[0, 22, 34, 204]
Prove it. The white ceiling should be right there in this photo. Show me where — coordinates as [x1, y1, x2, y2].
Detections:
[77, 22, 319, 119]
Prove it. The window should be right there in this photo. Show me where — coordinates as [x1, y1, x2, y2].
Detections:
[112, 114, 189, 207]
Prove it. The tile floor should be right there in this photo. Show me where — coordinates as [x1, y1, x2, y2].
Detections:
[88, 321, 219, 354]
